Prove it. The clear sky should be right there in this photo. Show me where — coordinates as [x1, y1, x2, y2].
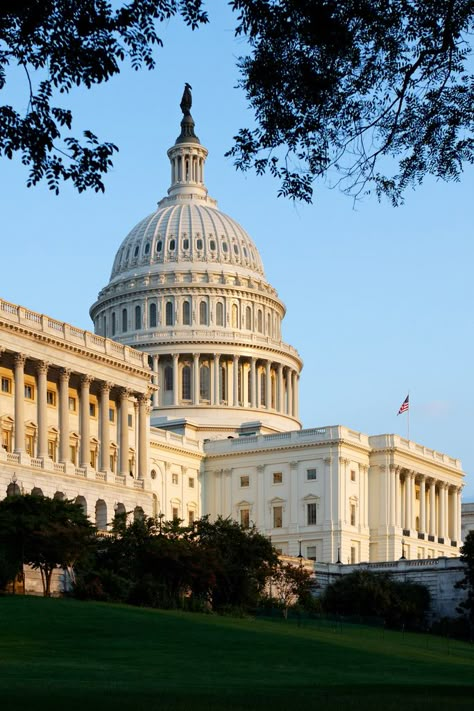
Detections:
[1, 6, 473, 499]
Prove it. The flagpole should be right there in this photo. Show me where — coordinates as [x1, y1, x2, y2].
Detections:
[407, 390, 410, 441]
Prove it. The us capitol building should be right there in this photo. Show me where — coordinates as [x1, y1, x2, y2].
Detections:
[0, 91, 465, 564]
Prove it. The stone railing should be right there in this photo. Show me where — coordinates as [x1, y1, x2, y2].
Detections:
[0, 298, 149, 370]
[369, 433, 462, 470]
[204, 425, 370, 454]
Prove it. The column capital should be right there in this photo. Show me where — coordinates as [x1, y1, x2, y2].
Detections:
[339, 457, 350, 465]
[119, 387, 131, 401]
[324, 457, 333, 465]
[136, 391, 149, 405]
[14, 353, 26, 367]
[59, 367, 71, 382]
[36, 360, 49, 375]
[256, 465, 264, 474]
[193, 352, 200, 360]
[172, 352, 179, 362]
[80, 374, 93, 387]
[289, 460, 298, 470]
[100, 380, 113, 395]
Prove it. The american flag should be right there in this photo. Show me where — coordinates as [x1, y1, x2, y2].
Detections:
[397, 395, 409, 415]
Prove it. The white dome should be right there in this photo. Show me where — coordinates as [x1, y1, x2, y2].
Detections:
[110, 202, 265, 283]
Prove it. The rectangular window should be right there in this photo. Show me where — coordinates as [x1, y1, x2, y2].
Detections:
[273, 506, 283, 528]
[306, 546, 317, 561]
[48, 440, 55, 460]
[273, 472, 283, 484]
[350, 469, 356, 482]
[172, 507, 179, 520]
[172, 473, 179, 485]
[2, 430, 12, 452]
[351, 546, 357, 564]
[90, 450, 97, 468]
[68, 396, 76, 411]
[128, 414, 133, 427]
[47, 389, 56, 406]
[307, 468, 317, 481]
[24, 384, 34, 400]
[188, 510, 195, 525]
[1, 376, 12, 394]
[188, 477, 194, 488]
[89, 402, 96, 417]
[240, 475, 249, 487]
[128, 459, 134, 476]
[109, 407, 115, 422]
[110, 454, 115, 472]
[25, 434, 35, 456]
[70, 445, 76, 465]
[240, 508, 250, 529]
[350, 504, 356, 526]
[307, 503, 317, 525]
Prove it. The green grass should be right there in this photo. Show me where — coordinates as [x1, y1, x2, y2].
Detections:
[0, 597, 473, 710]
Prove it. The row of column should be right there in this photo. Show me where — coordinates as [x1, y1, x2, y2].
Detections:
[151, 353, 299, 416]
[387, 466, 462, 544]
[8, 352, 149, 479]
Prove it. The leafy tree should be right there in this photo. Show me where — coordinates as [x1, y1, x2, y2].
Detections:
[322, 569, 430, 629]
[0, 0, 208, 193]
[228, 0, 474, 203]
[269, 561, 314, 617]
[456, 530, 474, 627]
[1, 2, 472, 203]
[0, 494, 95, 596]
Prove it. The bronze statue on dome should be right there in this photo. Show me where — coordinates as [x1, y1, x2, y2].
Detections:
[180, 83, 192, 116]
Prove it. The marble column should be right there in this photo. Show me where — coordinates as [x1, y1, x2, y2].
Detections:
[152, 354, 159, 407]
[265, 361, 272, 409]
[404, 474, 410, 530]
[419, 476, 426, 534]
[277, 363, 284, 413]
[429, 480, 436, 537]
[214, 354, 220, 406]
[58, 368, 71, 463]
[250, 357, 257, 408]
[456, 488, 462, 543]
[293, 371, 299, 418]
[389, 465, 396, 526]
[233, 355, 239, 407]
[79, 375, 92, 468]
[137, 394, 148, 480]
[193, 353, 200, 405]
[439, 483, 446, 539]
[99, 382, 111, 473]
[119, 388, 130, 477]
[172, 353, 179, 406]
[13, 353, 26, 453]
[286, 368, 293, 416]
[36, 361, 49, 459]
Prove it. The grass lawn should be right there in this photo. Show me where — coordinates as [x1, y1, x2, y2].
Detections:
[0, 597, 473, 710]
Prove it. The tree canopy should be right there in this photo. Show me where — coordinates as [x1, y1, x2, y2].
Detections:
[1, 1, 472, 202]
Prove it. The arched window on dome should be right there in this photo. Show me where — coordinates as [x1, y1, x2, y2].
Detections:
[156, 240, 162, 253]
[216, 302, 224, 327]
[102, 315, 107, 337]
[222, 241, 228, 253]
[232, 304, 238, 329]
[260, 370, 266, 407]
[134, 245, 139, 258]
[182, 365, 191, 400]
[165, 302, 174, 326]
[135, 305, 141, 330]
[149, 303, 157, 328]
[267, 313, 271, 337]
[245, 306, 252, 331]
[112, 312, 116, 336]
[164, 366, 173, 391]
[196, 238, 203, 250]
[199, 301, 208, 326]
[144, 242, 150, 255]
[122, 308, 128, 333]
[125, 248, 130, 261]
[210, 239, 216, 251]
[183, 238, 190, 250]
[257, 310, 263, 333]
[182, 301, 191, 326]
[169, 238, 176, 251]
[200, 364, 210, 400]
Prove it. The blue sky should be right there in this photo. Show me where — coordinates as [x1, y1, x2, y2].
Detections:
[1, 6, 473, 498]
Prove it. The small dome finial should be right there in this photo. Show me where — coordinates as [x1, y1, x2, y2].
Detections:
[176, 83, 199, 144]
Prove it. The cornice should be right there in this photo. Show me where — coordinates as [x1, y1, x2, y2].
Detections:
[204, 436, 371, 460]
[370, 445, 463, 477]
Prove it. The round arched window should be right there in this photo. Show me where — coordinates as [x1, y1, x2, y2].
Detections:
[197, 238, 203, 250]
[144, 242, 150, 255]
[233, 244, 239, 255]
[134, 245, 139, 257]
[222, 242, 228, 253]
[156, 240, 162, 253]
[210, 239, 216, 251]
[183, 238, 189, 250]
[169, 239, 176, 251]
